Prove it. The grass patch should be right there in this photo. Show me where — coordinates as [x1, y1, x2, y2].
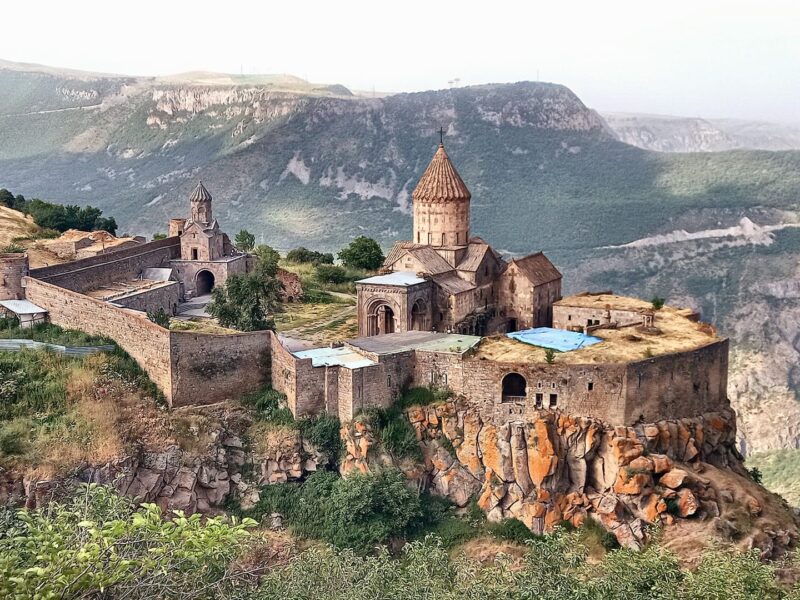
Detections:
[746, 449, 800, 506]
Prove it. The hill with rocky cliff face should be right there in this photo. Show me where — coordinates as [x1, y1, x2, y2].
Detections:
[2, 61, 800, 456]
[603, 112, 800, 152]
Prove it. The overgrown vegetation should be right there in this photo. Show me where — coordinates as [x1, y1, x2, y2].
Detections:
[0, 324, 164, 471]
[748, 449, 800, 506]
[285, 246, 334, 265]
[233, 469, 420, 554]
[4, 483, 800, 599]
[0, 187, 117, 235]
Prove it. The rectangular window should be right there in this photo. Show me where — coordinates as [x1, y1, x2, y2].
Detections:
[549, 393, 558, 408]
[587, 382, 594, 391]
[191, 248, 198, 260]
[535, 393, 543, 409]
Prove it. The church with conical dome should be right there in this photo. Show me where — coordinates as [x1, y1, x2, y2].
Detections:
[356, 142, 562, 337]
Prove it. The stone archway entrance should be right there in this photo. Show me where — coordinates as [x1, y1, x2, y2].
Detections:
[367, 302, 396, 336]
[501, 372, 527, 403]
[411, 299, 427, 331]
[196, 270, 215, 296]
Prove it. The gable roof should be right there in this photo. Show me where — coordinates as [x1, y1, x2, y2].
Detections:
[510, 252, 562, 285]
[431, 272, 476, 295]
[412, 144, 471, 202]
[385, 243, 454, 276]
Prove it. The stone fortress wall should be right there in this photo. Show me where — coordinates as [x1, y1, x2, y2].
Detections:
[29, 237, 181, 293]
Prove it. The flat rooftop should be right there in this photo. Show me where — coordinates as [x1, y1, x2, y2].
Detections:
[85, 278, 178, 302]
[507, 328, 602, 352]
[356, 271, 426, 287]
[554, 293, 655, 312]
[476, 300, 720, 365]
[293, 346, 377, 369]
[347, 331, 481, 356]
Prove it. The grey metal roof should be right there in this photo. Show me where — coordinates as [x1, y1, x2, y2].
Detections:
[346, 331, 481, 355]
[357, 271, 427, 287]
[142, 268, 174, 281]
[0, 300, 48, 315]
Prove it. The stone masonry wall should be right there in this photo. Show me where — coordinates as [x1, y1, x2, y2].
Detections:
[270, 334, 326, 417]
[29, 237, 180, 293]
[113, 282, 181, 315]
[625, 339, 729, 424]
[23, 277, 174, 400]
[169, 330, 271, 407]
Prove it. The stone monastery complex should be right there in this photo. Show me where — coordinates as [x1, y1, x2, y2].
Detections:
[0, 142, 729, 429]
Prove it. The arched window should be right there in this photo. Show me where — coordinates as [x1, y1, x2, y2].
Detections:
[501, 373, 527, 402]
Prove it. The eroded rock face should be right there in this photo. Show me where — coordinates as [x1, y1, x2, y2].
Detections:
[341, 400, 797, 552]
[0, 411, 327, 515]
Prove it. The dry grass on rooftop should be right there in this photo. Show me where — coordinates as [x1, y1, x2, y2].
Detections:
[474, 305, 719, 365]
[553, 293, 655, 312]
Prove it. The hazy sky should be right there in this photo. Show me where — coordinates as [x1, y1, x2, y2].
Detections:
[5, 0, 799, 122]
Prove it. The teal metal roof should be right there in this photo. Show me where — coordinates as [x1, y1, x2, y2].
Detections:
[293, 346, 376, 369]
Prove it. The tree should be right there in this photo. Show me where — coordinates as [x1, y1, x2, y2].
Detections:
[152, 232, 167, 240]
[286, 247, 334, 265]
[544, 348, 556, 364]
[207, 272, 282, 331]
[338, 236, 384, 270]
[651, 297, 666, 310]
[235, 229, 256, 252]
[254, 244, 281, 275]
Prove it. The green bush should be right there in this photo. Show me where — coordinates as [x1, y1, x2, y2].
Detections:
[297, 414, 343, 461]
[315, 264, 348, 284]
[360, 407, 422, 461]
[0, 420, 28, 455]
[241, 387, 294, 426]
[286, 247, 334, 265]
[489, 518, 539, 544]
[0, 483, 255, 599]
[398, 386, 435, 408]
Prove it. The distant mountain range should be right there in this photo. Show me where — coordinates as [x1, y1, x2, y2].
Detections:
[1, 59, 800, 454]
[603, 112, 800, 152]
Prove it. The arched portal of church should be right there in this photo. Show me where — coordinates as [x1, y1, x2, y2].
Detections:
[196, 270, 215, 296]
[367, 302, 396, 336]
[411, 300, 427, 331]
[501, 372, 527, 403]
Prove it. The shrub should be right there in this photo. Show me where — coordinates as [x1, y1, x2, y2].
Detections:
[652, 296, 666, 310]
[315, 264, 348, 284]
[241, 387, 294, 425]
[747, 466, 763, 484]
[146, 308, 170, 328]
[286, 247, 334, 265]
[544, 348, 556, 364]
[0, 420, 28, 455]
[297, 414, 343, 461]
[152, 232, 167, 240]
[489, 518, 539, 544]
[380, 419, 422, 460]
[1, 243, 24, 253]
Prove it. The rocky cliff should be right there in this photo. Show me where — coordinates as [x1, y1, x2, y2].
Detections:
[342, 400, 799, 556]
[603, 112, 800, 152]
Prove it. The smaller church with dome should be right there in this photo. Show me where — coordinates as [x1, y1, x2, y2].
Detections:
[356, 142, 562, 337]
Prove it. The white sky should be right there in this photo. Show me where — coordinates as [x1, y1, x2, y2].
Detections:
[5, 0, 799, 122]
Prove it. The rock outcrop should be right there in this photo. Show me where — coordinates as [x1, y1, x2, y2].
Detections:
[341, 400, 798, 555]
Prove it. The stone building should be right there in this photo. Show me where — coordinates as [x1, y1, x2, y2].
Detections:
[168, 182, 249, 298]
[356, 142, 562, 337]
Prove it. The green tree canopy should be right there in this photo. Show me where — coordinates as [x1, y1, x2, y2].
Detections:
[235, 229, 256, 252]
[254, 244, 281, 277]
[286, 247, 334, 265]
[337, 236, 384, 271]
[207, 270, 283, 331]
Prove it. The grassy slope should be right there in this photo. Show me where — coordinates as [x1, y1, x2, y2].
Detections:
[747, 450, 800, 507]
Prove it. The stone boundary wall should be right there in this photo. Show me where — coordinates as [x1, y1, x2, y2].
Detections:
[113, 282, 181, 315]
[625, 338, 729, 423]
[30, 237, 180, 293]
[24, 277, 272, 408]
[23, 277, 173, 400]
[169, 330, 271, 407]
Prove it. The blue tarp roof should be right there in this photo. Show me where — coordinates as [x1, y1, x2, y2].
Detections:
[506, 327, 602, 352]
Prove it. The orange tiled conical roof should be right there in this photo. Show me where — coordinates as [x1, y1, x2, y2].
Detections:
[412, 144, 471, 202]
[189, 181, 212, 202]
